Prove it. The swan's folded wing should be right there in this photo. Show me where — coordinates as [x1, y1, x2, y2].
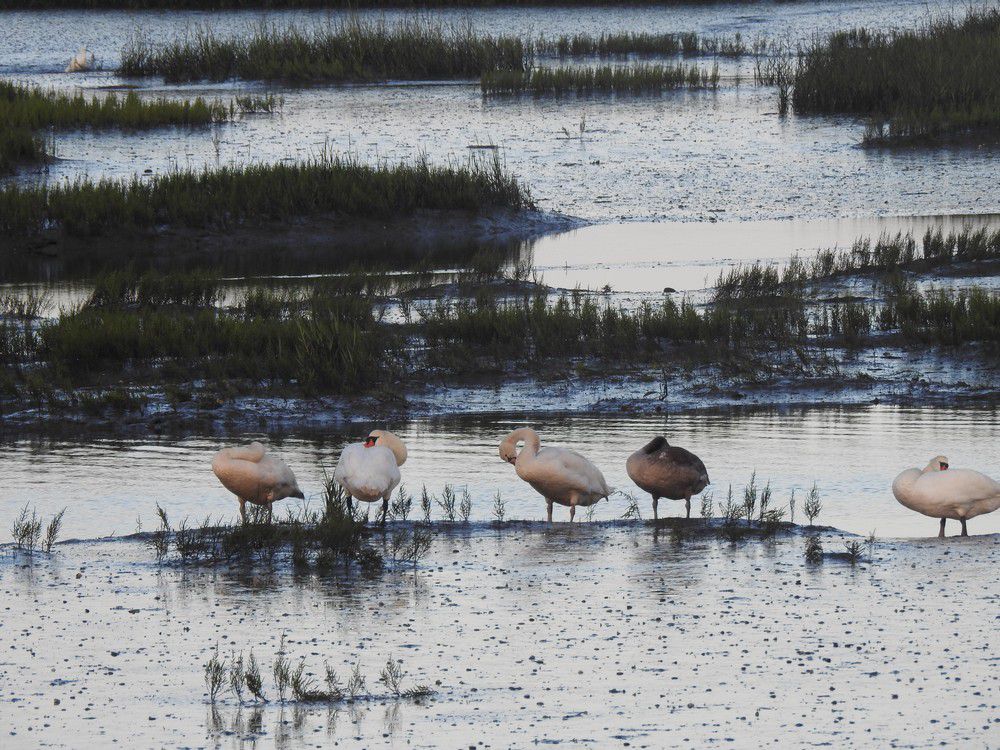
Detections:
[932, 469, 1000, 501]
[540, 448, 610, 496]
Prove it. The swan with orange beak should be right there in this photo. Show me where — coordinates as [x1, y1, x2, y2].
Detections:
[334, 430, 408, 524]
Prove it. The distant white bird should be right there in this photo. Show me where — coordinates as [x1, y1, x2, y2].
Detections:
[65, 46, 94, 74]
[334, 430, 408, 523]
[211, 442, 304, 524]
[892, 455, 1000, 537]
[499, 427, 611, 522]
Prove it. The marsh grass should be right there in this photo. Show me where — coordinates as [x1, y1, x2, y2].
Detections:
[120, 19, 526, 83]
[482, 62, 719, 95]
[205, 646, 227, 702]
[437, 484, 457, 522]
[389, 484, 412, 521]
[459, 487, 472, 522]
[0, 152, 530, 237]
[843, 540, 864, 565]
[42, 509, 66, 552]
[6, 267, 999, 414]
[87, 268, 220, 308]
[803, 483, 822, 525]
[420, 485, 432, 522]
[11, 504, 42, 552]
[699, 491, 714, 518]
[492, 490, 506, 523]
[793, 9, 1000, 143]
[0, 80, 276, 174]
[535, 31, 761, 58]
[147, 479, 381, 568]
[0, 128, 46, 173]
[0, 79, 231, 130]
[804, 535, 823, 564]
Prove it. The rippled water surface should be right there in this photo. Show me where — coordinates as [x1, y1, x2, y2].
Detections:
[3, 405, 999, 541]
[3, 1, 998, 224]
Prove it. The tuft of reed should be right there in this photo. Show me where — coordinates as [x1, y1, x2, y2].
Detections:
[804, 535, 823, 564]
[205, 646, 227, 702]
[437, 484, 457, 522]
[0, 152, 531, 237]
[534, 30, 761, 58]
[793, 9, 1000, 143]
[42, 509, 66, 552]
[11, 503, 42, 552]
[0, 128, 46, 173]
[482, 62, 719, 95]
[803, 483, 822, 525]
[844, 540, 864, 565]
[0, 79, 233, 130]
[120, 19, 526, 83]
[492, 490, 506, 523]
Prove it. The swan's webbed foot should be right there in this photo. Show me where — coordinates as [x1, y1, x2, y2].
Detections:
[960, 519, 968, 536]
[938, 518, 946, 538]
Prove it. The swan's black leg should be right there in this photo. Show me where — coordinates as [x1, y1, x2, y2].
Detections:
[938, 518, 946, 537]
[961, 519, 968, 536]
[652, 496, 659, 521]
[239, 498, 247, 526]
[546, 499, 554, 523]
[380, 497, 389, 526]
[685, 495, 691, 519]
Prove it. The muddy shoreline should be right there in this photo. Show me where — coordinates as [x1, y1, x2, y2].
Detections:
[3, 353, 998, 436]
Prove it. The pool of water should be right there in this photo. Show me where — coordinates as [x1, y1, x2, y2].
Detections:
[3, 404, 999, 542]
[3, 1, 997, 226]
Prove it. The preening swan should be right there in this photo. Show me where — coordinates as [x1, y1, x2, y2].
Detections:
[211, 442, 304, 524]
[892, 455, 1000, 537]
[626, 436, 709, 520]
[65, 46, 94, 73]
[334, 430, 407, 523]
[499, 427, 611, 522]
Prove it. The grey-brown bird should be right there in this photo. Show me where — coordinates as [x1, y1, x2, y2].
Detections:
[626, 436, 709, 520]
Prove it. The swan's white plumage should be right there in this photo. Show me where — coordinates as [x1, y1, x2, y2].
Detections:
[500, 427, 610, 520]
[211, 441, 303, 514]
[893, 456, 1000, 522]
[334, 430, 407, 504]
[65, 47, 93, 73]
[334, 443, 401, 502]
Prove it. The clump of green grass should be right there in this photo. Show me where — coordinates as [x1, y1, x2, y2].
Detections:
[534, 31, 761, 58]
[120, 18, 526, 83]
[482, 62, 719, 95]
[146, 478, 382, 568]
[803, 483, 822, 525]
[0, 79, 232, 130]
[205, 646, 227, 702]
[437, 484, 457, 522]
[0, 128, 46, 173]
[492, 490, 506, 523]
[793, 9, 1000, 143]
[0, 152, 531, 237]
[87, 268, 220, 308]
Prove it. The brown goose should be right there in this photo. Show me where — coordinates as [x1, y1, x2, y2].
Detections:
[626, 436, 709, 520]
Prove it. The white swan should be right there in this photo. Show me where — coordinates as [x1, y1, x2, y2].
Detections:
[334, 430, 407, 523]
[65, 46, 94, 73]
[211, 442, 304, 524]
[499, 427, 611, 522]
[892, 455, 1000, 537]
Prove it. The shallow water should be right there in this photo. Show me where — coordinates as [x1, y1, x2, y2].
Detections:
[3, 1, 999, 226]
[3, 404, 999, 542]
[2, 525, 997, 748]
